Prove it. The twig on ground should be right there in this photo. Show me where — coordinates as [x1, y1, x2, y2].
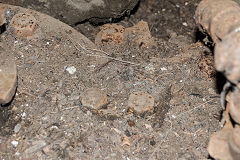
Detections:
[61, 105, 81, 111]
[173, 99, 215, 119]
[68, 36, 140, 66]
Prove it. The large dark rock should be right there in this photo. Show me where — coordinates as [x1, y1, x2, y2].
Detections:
[0, 0, 139, 25]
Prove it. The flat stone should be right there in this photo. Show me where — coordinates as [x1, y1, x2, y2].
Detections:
[0, 48, 17, 104]
[24, 140, 47, 158]
[80, 88, 108, 109]
[14, 123, 21, 133]
[128, 92, 154, 113]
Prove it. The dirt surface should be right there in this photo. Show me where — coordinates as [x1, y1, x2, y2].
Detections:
[0, 0, 224, 159]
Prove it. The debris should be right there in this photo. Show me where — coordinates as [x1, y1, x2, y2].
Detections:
[127, 92, 154, 113]
[11, 13, 37, 37]
[198, 52, 216, 78]
[80, 88, 108, 109]
[0, 49, 17, 104]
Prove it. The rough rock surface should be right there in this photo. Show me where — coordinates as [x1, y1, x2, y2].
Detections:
[0, 47, 17, 104]
[80, 88, 108, 109]
[1, 0, 139, 25]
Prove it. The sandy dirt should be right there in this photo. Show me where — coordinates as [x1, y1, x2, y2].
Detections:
[0, 0, 224, 159]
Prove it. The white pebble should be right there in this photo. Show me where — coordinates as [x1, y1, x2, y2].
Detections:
[182, 22, 188, 26]
[11, 140, 18, 147]
[160, 67, 167, 71]
[21, 112, 26, 119]
[66, 66, 76, 74]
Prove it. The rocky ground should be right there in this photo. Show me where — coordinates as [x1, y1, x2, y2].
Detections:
[0, 0, 224, 159]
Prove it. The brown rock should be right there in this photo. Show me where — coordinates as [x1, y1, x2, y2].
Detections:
[0, 6, 5, 26]
[0, 49, 17, 104]
[80, 88, 108, 109]
[124, 21, 156, 48]
[127, 92, 154, 113]
[11, 13, 37, 37]
[95, 21, 156, 49]
[208, 126, 233, 160]
[95, 24, 125, 46]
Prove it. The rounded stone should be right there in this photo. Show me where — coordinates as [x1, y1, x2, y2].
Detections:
[11, 13, 37, 37]
[127, 92, 154, 113]
[80, 88, 108, 109]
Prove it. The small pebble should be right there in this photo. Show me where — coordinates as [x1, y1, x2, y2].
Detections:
[66, 66, 76, 74]
[11, 140, 18, 147]
[21, 112, 26, 119]
[182, 22, 188, 26]
[14, 123, 21, 133]
[160, 67, 167, 71]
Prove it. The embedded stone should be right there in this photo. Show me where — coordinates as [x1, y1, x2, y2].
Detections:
[128, 92, 154, 113]
[11, 13, 37, 37]
[80, 88, 108, 109]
